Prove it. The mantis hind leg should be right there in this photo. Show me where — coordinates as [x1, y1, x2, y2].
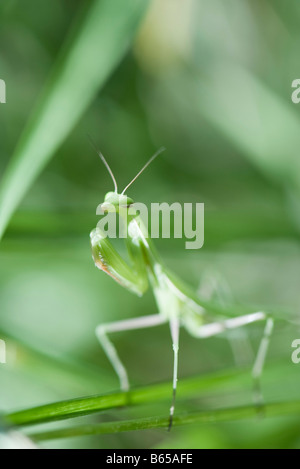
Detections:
[185, 312, 273, 410]
[252, 317, 274, 409]
[96, 314, 167, 391]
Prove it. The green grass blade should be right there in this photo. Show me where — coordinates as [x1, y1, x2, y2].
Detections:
[6, 369, 245, 426]
[0, 0, 149, 240]
[196, 64, 300, 189]
[162, 64, 300, 191]
[30, 400, 300, 441]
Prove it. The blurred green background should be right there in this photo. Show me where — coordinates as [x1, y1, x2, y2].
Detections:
[1, 0, 300, 449]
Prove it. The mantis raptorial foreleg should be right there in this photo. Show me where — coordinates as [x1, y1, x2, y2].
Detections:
[91, 227, 149, 296]
[96, 314, 167, 391]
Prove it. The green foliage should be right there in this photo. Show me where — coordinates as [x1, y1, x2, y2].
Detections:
[0, 0, 149, 240]
[0, 0, 300, 449]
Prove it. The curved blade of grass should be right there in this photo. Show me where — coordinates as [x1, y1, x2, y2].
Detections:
[6, 368, 247, 427]
[195, 64, 300, 189]
[163, 64, 300, 191]
[30, 400, 300, 441]
[0, 0, 149, 240]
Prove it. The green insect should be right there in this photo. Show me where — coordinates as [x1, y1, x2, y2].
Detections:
[90, 145, 274, 430]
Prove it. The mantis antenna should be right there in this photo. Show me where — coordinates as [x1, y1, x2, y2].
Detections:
[88, 135, 118, 193]
[121, 147, 166, 195]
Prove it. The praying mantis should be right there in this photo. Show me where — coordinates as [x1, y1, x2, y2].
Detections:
[90, 146, 274, 430]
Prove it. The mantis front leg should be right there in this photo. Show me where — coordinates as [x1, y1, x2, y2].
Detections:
[91, 226, 167, 390]
[90, 226, 149, 296]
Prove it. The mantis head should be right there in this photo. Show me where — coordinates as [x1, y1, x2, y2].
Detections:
[101, 191, 134, 213]
[89, 137, 165, 212]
